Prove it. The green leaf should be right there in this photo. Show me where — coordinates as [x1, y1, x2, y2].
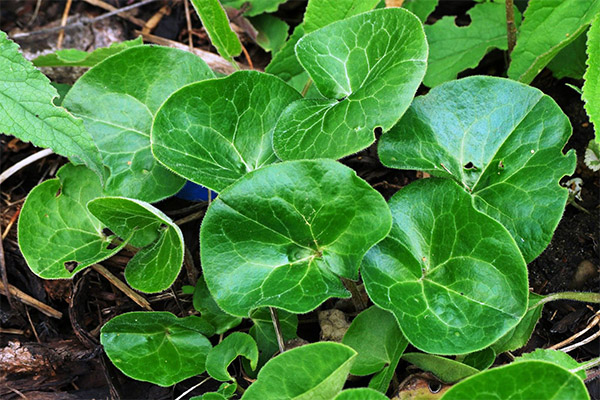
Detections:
[491, 292, 544, 354]
[50, 83, 71, 106]
[459, 348, 496, 371]
[516, 349, 586, 380]
[440, 361, 589, 400]
[0, 31, 102, 176]
[264, 24, 307, 91]
[273, 8, 427, 160]
[32, 37, 143, 67]
[303, 0, 380, 34]
[424, 2, 520, 88]
[547, 29, 588, 80]
[221, 0, 287, 17]
[342, 306, 407, 376]
[193, 277, 243, 335]
[508, 0, 600, 84]
[201, 160, 392, 316]
[249, 308, 298, 370]
[206, 332, 259, 381]
[190, 0, 242, 62]
[63, 46, 214, 202]
[378, 76, 577, 262]
[334, 388, 388, 400]
[152, 71, 301, 193]
[18, 164, 126, 279]
[402, 353, 479, 383]
[241, 342, 357, 399]
[583, 15, 600, 141]
[403, 0, 439, 22]
[249, 14, 289, 54]
[361, 178, 529, 355]
[87, 197, 184, 293]
[101, 312, 213, 387]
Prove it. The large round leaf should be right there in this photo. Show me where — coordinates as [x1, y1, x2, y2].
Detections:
[63, 46, 215, 202]
[378, 76, 576, 262]
[272, 8, 427, 161]
[201, 160, 392, 316]
[101, 312, 213, 387]
[152, 71, 301, 192]
[362, 178, 528, 355]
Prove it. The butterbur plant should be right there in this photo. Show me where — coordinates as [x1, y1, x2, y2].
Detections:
[1, 0, 599, 398]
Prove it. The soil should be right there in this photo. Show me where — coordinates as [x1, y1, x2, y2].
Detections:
[0, 1, 598, 399]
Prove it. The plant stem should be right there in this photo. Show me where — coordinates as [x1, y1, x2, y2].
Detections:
[537, 291, 600, 307]
[570, 357, 600, 374]
[341, 278, 367, 312]
[0, 148, 53, 185]
[301, 79, 313, 97]
[505, 0, 517, 56]
[269, 307, 286, 353]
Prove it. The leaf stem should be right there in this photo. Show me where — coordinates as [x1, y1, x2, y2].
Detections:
[538, 291, 600, 307]
[505, 0, 517, 56]
[0, 148, 53, 185]
[269, 307, 286, 353]
[571, 357, 600, 373]
[341, 278, 368, 312]
[301, 79, 313, 97]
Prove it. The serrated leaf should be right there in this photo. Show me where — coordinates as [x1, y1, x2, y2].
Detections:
[0, 31, 102, 176]
[190, 0, 242, 62]
[378, 76, 576, 262]
[403, 0, 438, 22]
[303, 0, 380, 34]
[362, 178, 529, 355]
[101, 312, 213, 387]
[273, 8, 427, 160]
[440, 361, 589, 400]
[206, 332, 259, 381]
[424, 2, 520, 87]
[335, 388, 388, 400]
[201, 160, 392, 316]
[516, 349, 586, 380]
[152, 71, 301, 193]
[249, 308, 298, 370]
[194, 277, 242, 335]
[249, 14, 289, 54]
[18, 164, 126, 279]
[64, 46, 214, 202]
[547, 29, 588, 80]
[33, 37, 143, 67]
[87, 197, 184, 293]
[402, 353, 479, 383]
[583, 15, 600, 141]
[241, 342, 357, 400]
[221, 0, 287, 17]
[491, 292, 544, 354]
[508, 0, 600, 84]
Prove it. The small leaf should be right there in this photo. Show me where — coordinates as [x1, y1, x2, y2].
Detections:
[402, 353, 479, 383]
[516, 349, 586, 380]
[583, 15, 600, 140]
[249, 14, 289, 54]
[491, 292, 544, 354]
[206, 332, 259, 381]
[221, 0, 287, 17]
[33, 37, 143, 67]
[152, 71, 301, 193]
[201, 160, 392, 316]
[403, 0, 438, 22]
[0, 31, 102, 176]
[303, 0, 380, 34]
[87, 197, 184, 293]
[508, 0, 600, 84]
[249, 308, 298, 370]
[362, 178, 529, 355]
[18, 164, 126, 278]
[379, 76, 576, 262]
[101, 312, 213, 387]
[334, 388, 388, 400]
[241, 342, 357, 399]
[547, 29, 588, 80]
[440, 361, 589, 400]
[193, 277, 242, 335]
[63, 46, 214, 202]
[424, 2, 520, 87]
[459, 348, 496, 371]
[273, 8, 427, 160]
[190, 0, 242, 62]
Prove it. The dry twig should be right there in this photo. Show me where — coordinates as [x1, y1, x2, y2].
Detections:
[0, 280, 63, 319]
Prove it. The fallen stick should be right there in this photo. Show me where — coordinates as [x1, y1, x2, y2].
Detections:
[0, 281, 63, 319]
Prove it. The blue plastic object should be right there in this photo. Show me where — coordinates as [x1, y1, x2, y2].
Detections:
[176, 181, 217, 202]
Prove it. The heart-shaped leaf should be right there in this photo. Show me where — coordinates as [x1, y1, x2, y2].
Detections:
[18, 164, 126, 278]
[101, 312, 213, 387]
[272, 8, 427, 160]
[152, 71, 301, 193]
[362, 178, 528, 355]
[206, 332, 259, 381]
[201, 160, 392, 316]
[193, 277, 243, 335]
[241, 342, 357, 399]
[87, 197, 184, 293]
[378, 76, 576, 262]
[63, 46, 215, 202]
[248, 308, 298, 370]
[440, 361, 589, 400]
[334, 388, 388, 400]
[402, 353, 480, 383]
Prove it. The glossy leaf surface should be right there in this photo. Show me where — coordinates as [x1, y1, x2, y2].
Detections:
[362, 178, 528, 355]
[201, 160, 391, 316]
[190, 0, 242, 61]
[334, 388, 388, 400]
[273, 8, 427, 160]
[402, 353, 479, 383]
[403, 0, 438, 22]
[516, 349, 586, 380]
[303, 0, 380, 34]
[379, 76, 576, 262]
[206, 332, 258, 381]
[460, 348, 496, 371]
[101, 312, 213, 387]
[250, 14, 289, 54]
[584, 15, 600, 140]
[241, 342, 357, 399]
[63, 46, 214, 202]
[33, 37, 143, 67]
[491, 292, 544, 354]
[152, 71, 301, 192]
[547, 30, 588, 80]
[193, 277, 243, 334]
[87, 197, 184, 293]
[440, 361, 589, 400]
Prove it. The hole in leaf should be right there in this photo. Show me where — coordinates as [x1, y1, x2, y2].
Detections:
[463, 162, 477, 170]
[55, 188, 62, 197]
[64, 260, 79, 272]
[373, 126, 383, 138]
[337, 96, 347, 102]
[102, 227, 115, 237]
[428, 381, 442, 394]
[159, 223, 168, 231]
